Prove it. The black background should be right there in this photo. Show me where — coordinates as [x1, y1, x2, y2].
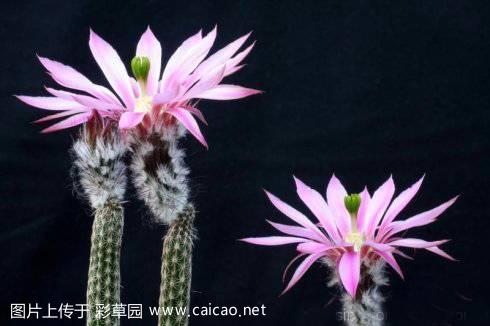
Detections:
[1, 0, 489, 325]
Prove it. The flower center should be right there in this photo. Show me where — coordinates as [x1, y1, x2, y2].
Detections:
[345, 232, 364, 252]
[134, 95, 152, 113]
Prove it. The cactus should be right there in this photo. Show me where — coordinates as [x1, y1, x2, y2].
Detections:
[130, 126, 195, 325]
[159, 205, 196, 326]
[72, 126, 127, 326]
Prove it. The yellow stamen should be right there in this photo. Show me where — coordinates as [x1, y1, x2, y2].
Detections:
[345, 231, 364, 252]
[134, 95, 152, 113]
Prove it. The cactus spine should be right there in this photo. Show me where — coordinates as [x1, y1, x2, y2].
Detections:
[159, 205, 195, 326]
[72, 125, 127, 326]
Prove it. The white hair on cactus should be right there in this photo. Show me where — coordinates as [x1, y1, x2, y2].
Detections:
[130, 124, 189, 225]
[71, 129, 127, 209]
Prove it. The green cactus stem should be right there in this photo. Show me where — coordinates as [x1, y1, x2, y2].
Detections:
[159, 204, 196, 326]
[72, 125, 127, 326]
[86, 202, 124, 326]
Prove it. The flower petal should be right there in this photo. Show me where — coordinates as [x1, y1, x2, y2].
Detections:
[41, 112, 92, 133]
[296, 241, 332, 254]
[267, 220, 323, 242]
[136, 27, 162, 95]
[380, 175, 425, 230]
[119, 111, 145, 129]
[37, 56, 121, 105]
[389, 238, 449, 248]
[34, 109, 86, 123]
[16, 96, 87, 111]
[240, 236, 307, 246]
[182, 64, 226, 100]
[338, 251, 361, 297]
[356, 187, 371, 232]
[364, 176, 395, 238]
[281, 253, 323, 295]
[89, 29, 135, 109]
[161, 29, 203, 86]
[293, 176, 340, 241]
[384, 196, 458, 239]
[166, 107, 208, 148]
[197, 84, 262, 100]
[264, 190, 327, 242]
[425, 246, 457, 261]
[374, 249, 404, 279]
[192, 32, 251, 82]
[182, 106, 208, 125]
[224, 42, 255, 76]
[326, 174, 351, 236]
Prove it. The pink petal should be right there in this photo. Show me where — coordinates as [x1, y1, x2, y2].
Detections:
[176, 27, 217, 78]
[224, 42, 255, 76]
[192, 32, 251, 82]
[380, 175, 425, 230]
[364, 176, 395, 239]
[44, 87, 77, 100]
[326, 174, 351, 237]
[293, 176, 340, 241]
[182, 106, 208, 125]
[384, 196, 458, 239]
[166, 107, 208, 148]
[389, 238, 449, 248]
[163, 27, 217, 93]
[364, 240, 393, 252]
[69, 93, 122, 112]
[374, 249, 404, 279]
[240, 236, 307, 246]
[182, 64, 226, 100]
[37, 56, 121, 105]
[89, 29, 135, 109]
[41, 112, 92, 133]
[197, 84, 262, 100]
[34, 110, 86, 123]
[338, 251, 361, 297]
[296, 241, 331, 254]
[267, 220, 324, 242]
[16, 96, 87, 111]
[136, 27, 162, 95]
[356, 187, 371, 232]
[425, 246, 457, 261]
[161, 29, 203, 86]
[281, 253, 323, 295]
[264, 190, 327, 241]
[118, 111, 145, 129]
[282, 253, 307, 283]
[153, 84, 181, 105]
[393, 249, 413, 260]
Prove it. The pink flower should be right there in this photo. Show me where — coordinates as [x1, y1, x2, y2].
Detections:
[17, 27, 260, 146]
[241, 175, 458, 297]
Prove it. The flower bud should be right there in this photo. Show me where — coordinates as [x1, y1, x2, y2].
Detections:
[344, 194, 361, 215]
[131, 56, 150, 82]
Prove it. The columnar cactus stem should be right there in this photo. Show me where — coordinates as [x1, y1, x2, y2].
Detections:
[86, 202, 124, 326]
[159, 205, 196, 326]
[129, 125, 194, 326]
[326, 259, 387, 326]
[72, 125, 127, 326]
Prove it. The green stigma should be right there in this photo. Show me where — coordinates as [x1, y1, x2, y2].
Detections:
[344, 193, 361, 215]
[131, 56, 150, 82]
